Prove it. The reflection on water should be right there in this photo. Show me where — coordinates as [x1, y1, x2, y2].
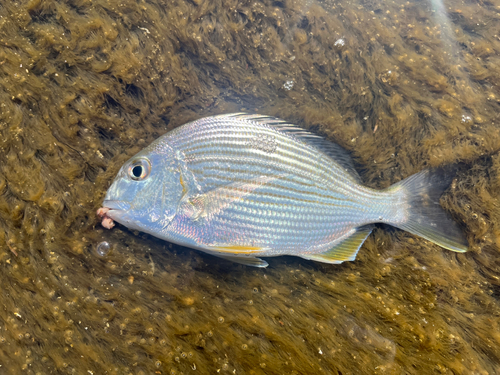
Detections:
[0, 0, 499, 373]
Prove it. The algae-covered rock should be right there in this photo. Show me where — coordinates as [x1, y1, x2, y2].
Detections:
[0, 0, 499, 373]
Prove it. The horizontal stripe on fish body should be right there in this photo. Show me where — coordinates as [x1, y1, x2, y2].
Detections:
[171, 125, 356, 184]
[181, 154, 377, 202]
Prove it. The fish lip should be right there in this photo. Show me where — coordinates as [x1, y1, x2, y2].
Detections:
[102, 200, 131, 213]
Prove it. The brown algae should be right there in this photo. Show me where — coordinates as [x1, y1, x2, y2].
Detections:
[0, 0, 499, 373]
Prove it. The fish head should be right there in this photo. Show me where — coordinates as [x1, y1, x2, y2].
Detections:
[101, 140, 184, 234]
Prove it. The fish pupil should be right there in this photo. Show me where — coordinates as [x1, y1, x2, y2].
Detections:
[132, 165, 143, 178]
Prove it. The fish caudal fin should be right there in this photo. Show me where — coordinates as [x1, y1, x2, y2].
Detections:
[389, 168, 468, 253]
[300, 225, 374, 264]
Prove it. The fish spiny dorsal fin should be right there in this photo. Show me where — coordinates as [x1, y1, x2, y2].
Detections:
[221, 113, 361, 183]
[300, 225, 374, 264]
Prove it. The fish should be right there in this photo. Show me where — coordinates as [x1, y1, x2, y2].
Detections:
[97, 113, 468, 267]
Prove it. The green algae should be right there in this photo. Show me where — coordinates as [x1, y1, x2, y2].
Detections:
[0, 0, 500, 373]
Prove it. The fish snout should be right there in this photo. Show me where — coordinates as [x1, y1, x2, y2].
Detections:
[102, 200, 131, 212]
[97, 201, 132, 229]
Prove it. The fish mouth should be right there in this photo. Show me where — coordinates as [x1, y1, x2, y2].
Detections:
[102, 200, 131, 212]
[100, 200, 131, 220]
[97, 200, 132, 229]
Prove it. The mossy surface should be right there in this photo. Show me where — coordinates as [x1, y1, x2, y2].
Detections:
[0, 0, 499, 373]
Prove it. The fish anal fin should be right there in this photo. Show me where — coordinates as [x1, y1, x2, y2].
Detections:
[302, 225, 373, 264]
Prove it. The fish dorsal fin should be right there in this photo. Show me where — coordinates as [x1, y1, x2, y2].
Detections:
[301, 225, 374, 264]
[221, 113, 361, 183]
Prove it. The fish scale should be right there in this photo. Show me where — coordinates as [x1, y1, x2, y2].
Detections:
[180, 123, 372, 245]
[98, 113, 468, 267]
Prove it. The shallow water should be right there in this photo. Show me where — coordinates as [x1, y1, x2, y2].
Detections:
[0, 0, 500, 373]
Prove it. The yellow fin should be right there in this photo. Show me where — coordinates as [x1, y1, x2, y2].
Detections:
[301, 225, 373, 264]
[206, 244, 265, 254]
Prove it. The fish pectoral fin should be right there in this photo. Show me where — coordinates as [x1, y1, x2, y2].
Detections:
[199, 245, 269, 267]
[301, 225, 374, 264]
[181, 175, 284, 221]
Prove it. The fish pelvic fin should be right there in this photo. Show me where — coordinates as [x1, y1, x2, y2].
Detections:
[209, 254, 269, 267]
[205, 244, 267, 254]
[198, 244, 269, 267]
[387, 168, 468, 253]
[300, 225, 373, 264]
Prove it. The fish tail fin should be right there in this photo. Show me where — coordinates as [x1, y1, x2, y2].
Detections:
[387, 168, 468, 252]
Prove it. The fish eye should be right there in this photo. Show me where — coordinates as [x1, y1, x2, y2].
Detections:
[128, 158, 151, 181]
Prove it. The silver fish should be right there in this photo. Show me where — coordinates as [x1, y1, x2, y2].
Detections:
[98, 114, 467, 267]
